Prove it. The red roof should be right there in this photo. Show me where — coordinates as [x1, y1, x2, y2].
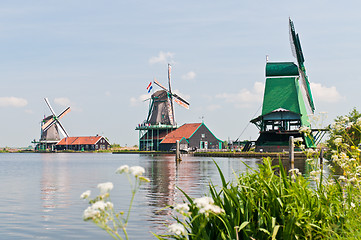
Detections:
[56, 136, 107, 145]
[161, 123, 202, 144]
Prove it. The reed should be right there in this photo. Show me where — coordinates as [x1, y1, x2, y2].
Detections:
[155, 156, 361, 239]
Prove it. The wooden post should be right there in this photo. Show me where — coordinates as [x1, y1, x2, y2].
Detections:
[289, 136, 294, 170]
[176, 140, 181, 161]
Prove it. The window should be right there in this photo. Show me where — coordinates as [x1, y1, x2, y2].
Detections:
[201, 134, 205, 138]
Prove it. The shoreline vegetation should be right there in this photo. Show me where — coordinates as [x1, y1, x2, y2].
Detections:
[80, 109, 361, 239]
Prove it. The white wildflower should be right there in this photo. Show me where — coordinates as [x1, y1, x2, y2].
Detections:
[338, 176, 347, 181]
[80, 190, 91, 199]
[83, 206, 100, 220]
[92, 201, 107, 210]
[332, 123, 343, 131]
[326, 179, 335, 186]
[356, 117, 361, 126]
[194, 196, 224, 215]
[289, 168, 300, 175]
[168, 223, 186, 235]
[116, 165, 129, 174]
[351, 202, 356, 208]
[199, 204, 224, 214]
[306, 148, 316, 154]
[334, 138, 343, 146]
[105, 201, 114, 209]
[129, 166, 145, 177]
[174, 203, 190, 215]
[97, 182, 114, 194]
[299, 126, 311, 134]
[194, 196, 214, 208]
[293, 137, 303, 142]
[349, 177, 357, 183]
[341, 116, 349, 122]
[306, 158, 314, 163]
[347, 122, 353, 128]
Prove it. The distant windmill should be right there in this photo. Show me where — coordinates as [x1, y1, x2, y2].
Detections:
[136, 64, 190, 151]
[41, 98, 71, 140]
[146, 64, 190, 126]
[34, 98, 71, 151]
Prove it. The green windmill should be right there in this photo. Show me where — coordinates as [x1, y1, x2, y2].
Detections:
[251, 19, 319, 152]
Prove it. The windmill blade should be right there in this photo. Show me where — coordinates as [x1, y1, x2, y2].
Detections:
[173, 93, 190, 106]
[44, 98, 57, 116]
[57, 106, 71, 120]
[299, 71, 315, 112]
[174, 97, 189, 109]
[168, 64, 172, 93]
[42, 118, 56, 131]
[153, 78, 168, 92]
[289, 18, 304, 67]
[289, 18, 315, 113]
[56, 121, 69, 138]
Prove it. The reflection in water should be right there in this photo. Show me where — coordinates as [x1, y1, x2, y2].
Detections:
[145, 155, 204, 221]
[40, 154, 70, 223]
[143, 155, 262, 231]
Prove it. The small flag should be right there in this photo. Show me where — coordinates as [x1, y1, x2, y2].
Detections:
[147, 82, 153, 93]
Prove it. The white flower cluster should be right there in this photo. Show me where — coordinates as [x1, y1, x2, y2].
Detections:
[289, 168, 301, 175]
[97, 182, 114, 194]
[116, 165, 147, 178]
[83, 200, 114, 220]
[168, 223, 186, 235]
[194, 196, 224, 215]
[130, 166, 145, 177]
[299, 126, 311, 134]
[116, 165, 129, 174]
[80, 190, 91, 199]
[334, 137, 343, 146]
[174, 203, 190, 215]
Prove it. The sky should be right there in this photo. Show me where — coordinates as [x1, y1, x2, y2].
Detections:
[1, 0, 360, 147]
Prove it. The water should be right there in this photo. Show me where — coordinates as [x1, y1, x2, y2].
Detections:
[0, 153, 262, 239]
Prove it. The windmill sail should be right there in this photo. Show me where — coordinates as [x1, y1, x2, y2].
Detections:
[41, 98, 70, 139]
[145, 65, 189, 126]
[289, 18, 315, 113]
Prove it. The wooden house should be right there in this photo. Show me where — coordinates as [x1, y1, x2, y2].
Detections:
[159, 123, 223, 151]
[55, 136, 110, 151]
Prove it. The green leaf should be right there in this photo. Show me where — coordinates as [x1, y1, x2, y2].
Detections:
[238, 221, 249, 231]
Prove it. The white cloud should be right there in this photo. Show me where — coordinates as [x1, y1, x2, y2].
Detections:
[130, 94, 151, 106]
[53, 97, 82, 112]
[0, 97, 27, 107]
[105, 91, 111, 97]
[181, 71, 196, 80]
[149, 51, 175, 64]
[310, 82, 343, 103]
[54, 97, 72, 107]
[216, 82, 264, 108]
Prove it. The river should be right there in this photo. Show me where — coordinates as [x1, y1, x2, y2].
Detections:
[0, 153, 266, 239]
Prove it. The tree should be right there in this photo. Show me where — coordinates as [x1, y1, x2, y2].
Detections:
[327, 108, 361, 154]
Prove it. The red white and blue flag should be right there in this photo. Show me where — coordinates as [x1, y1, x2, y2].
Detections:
[146, 82, 153, 93]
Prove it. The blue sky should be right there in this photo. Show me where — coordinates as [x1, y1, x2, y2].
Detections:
[1, 1, 360, 147]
